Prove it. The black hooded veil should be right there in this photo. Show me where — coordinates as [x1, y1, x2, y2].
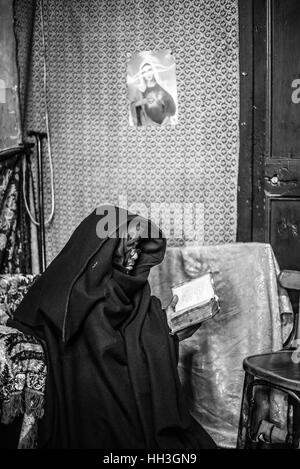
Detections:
[8, 206, 215, 449]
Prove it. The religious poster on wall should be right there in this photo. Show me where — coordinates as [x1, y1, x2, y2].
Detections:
[127, 49, 178, 127]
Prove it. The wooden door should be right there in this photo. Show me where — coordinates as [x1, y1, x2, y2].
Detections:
[238, 0, 300, 272]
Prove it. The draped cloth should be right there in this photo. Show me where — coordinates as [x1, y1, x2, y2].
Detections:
[0, 325, 46, 449]
[0, 154, 31, 274]
[8, 206, 215, 449]
[148, 243, 294, 448]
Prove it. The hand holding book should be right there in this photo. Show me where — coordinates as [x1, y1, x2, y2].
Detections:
[165, 296, 202, 341]
[165, 272, 220, 341]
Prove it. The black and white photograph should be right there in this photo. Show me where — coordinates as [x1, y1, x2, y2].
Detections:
[0, 0, 300, 460]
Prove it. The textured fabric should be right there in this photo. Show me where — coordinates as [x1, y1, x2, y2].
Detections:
[148, 243, 294, 448]
[0, 155, 31, 274]
[9, 206, 216, 449]
[0, 274, 43, 449]
[0, 325, 46, 449]
[0, 274, 39, 325]
[14, 0, 240, 264]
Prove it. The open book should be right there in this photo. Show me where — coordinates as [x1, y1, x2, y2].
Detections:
[168, 272, 220, 335]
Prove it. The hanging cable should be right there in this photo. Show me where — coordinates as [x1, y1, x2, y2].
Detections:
[40, 0, 55, 225]
[24, 0, 55, 227]
[23, 153, 39, 226]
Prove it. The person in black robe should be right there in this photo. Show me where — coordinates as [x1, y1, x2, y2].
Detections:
[8, 205, 216, 449]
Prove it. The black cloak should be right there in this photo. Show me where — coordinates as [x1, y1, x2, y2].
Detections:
[8, 206, 216, 449]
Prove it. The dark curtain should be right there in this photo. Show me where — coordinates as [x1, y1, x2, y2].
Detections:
[0, 153, 31, 273]
[0, 0, 37, 274]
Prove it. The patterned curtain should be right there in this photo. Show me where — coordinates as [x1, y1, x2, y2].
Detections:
[0, 153, 31, 273]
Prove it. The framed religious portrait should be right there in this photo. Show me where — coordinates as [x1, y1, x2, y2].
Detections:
[127, 49, 178, 127]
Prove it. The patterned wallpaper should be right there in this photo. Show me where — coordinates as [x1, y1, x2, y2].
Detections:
[14, 0, 239, 264]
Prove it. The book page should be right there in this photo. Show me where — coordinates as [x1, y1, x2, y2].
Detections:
[172, 273, 215, 315]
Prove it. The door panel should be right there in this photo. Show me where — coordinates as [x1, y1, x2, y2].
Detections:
[265, 159, 300, 197]
[272, 0, 300, 158]
[238, 0, 300, 276]
[265, 0, 300, 270]
[268, 198, 300, 270]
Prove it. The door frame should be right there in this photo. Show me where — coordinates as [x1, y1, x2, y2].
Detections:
[237, 0, 271, 242]
[237, 0, 254, 241]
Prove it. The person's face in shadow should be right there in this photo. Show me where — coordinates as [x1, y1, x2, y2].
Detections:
[113, 221, 144, 273]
